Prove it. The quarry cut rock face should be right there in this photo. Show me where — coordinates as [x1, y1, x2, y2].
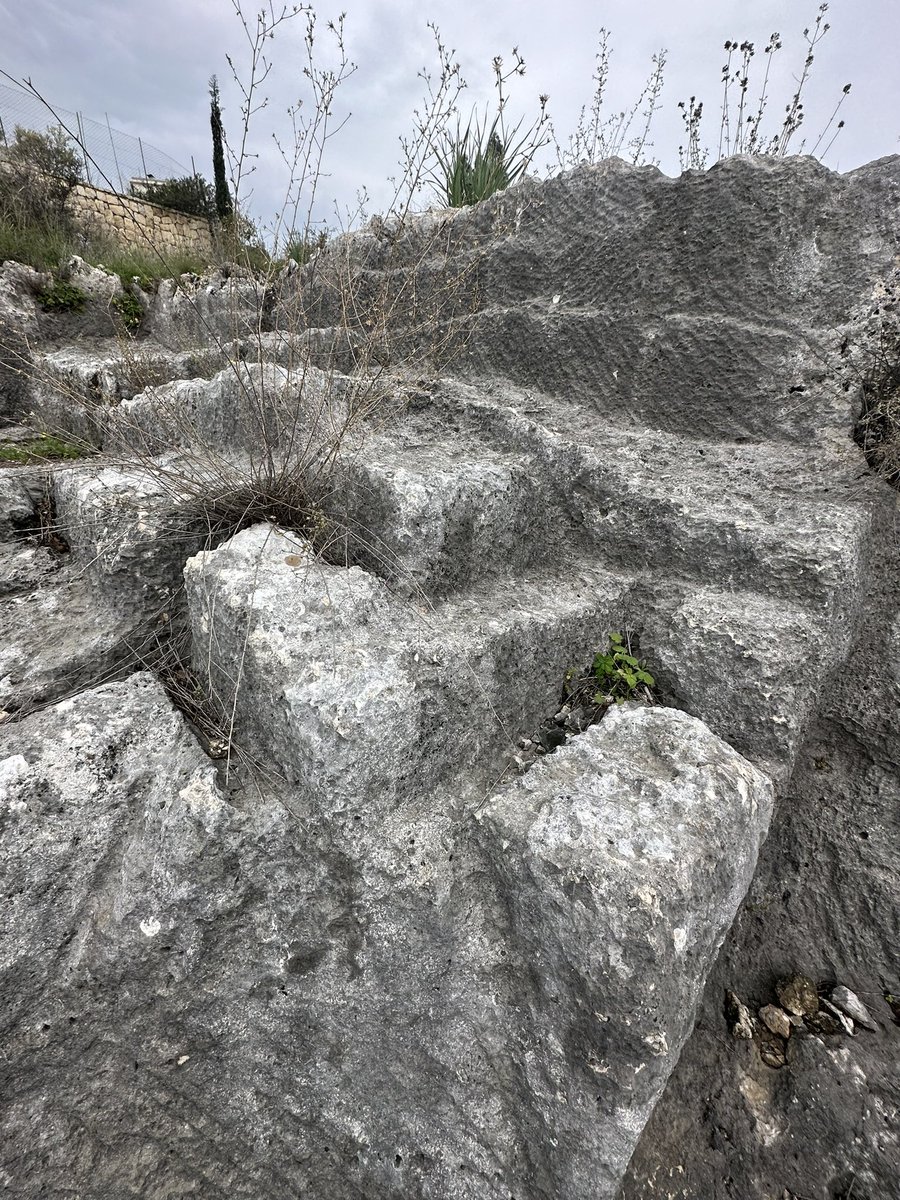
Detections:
[1, 155, 900, 1198]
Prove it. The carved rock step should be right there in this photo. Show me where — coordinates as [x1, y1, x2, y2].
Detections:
[641, 583, 836, 780]
[0, 469, 61, 598]
[185, 515, 856, 798]
[27, 343, 233, 446]
[443, 383, 874, 616]
[25, 330, 359, 447]
[0, 467, 143, 713]
[41, 380, 870, 789]
[46, 458, 848, 785]
[54, 462, 211, 614]
[39, 346, 872, 633]
[184, 523, 637, 810]
[329, 429, 560, 598]
[461, 306, 829, 442]
[104, 358, 353, 461]
[49, 392, 871, 628]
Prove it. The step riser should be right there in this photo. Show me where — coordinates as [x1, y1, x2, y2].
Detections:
[184, 525, 635, 812]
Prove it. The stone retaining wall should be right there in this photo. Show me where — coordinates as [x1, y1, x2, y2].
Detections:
[66, 182, 215, 259]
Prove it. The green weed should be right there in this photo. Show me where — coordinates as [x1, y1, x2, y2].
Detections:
[37, 280, 88, 314]
[110, 290, 145, 332]
[591, 632, 657, 704]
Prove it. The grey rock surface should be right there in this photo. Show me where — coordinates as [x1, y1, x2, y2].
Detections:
[622, 518, 900, 1200]
[106, 359, 351, 463]
[0, 261, 42, 418]
[183, 522, 635, 805]
[1, 155, 899, 1197]
[144, 266, 267, 347]
[0, 577, 141, 713]
[25, 342, 231, 447]
[1, 677, 770, 1199]
[473, 705, 773, 1198]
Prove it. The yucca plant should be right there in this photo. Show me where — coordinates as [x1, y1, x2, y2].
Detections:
[429, 49, 549, 208]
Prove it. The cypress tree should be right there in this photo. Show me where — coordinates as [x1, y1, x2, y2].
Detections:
[209, 76, 233, 220]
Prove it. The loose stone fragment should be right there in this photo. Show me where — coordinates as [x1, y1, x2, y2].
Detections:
[757, 1027, 788, 1069]
[759, 1004, 792, 1039]
[831, 985, 878, 1031]
[726, 990, 755, 1040]
[775, 974, 819, 1018]
[804, 1009, 844, 1038]
[820, 999, 855, 1035]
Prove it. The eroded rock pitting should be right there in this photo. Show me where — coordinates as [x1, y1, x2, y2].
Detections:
[1, 155, 899, 1198]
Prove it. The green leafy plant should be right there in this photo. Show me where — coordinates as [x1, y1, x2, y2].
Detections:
[110, 289, 145, 332]
[592, 632, 656, 704]
[37, 280, 88, 314]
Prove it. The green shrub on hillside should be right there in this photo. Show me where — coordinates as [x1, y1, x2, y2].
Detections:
[134, 174, 215, 219]
[0, 125, 83, 230]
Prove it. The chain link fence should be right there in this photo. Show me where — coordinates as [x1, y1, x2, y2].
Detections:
[0, 82, 194, 195]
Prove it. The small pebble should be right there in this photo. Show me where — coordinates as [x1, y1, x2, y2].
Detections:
[757, 1026, 788, 1069]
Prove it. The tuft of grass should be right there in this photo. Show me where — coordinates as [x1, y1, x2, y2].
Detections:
[0, 434, 91, 463]
[0, 216, 79, 271]
[87, 247, 215, 289]
[284, 230, 328, 267]
[861, 379, 900, 488]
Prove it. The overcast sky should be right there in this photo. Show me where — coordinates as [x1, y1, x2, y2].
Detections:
[1, 0, 897, 238]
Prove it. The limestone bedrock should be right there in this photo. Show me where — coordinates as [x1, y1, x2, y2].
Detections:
[1, 152, 899, 1198]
